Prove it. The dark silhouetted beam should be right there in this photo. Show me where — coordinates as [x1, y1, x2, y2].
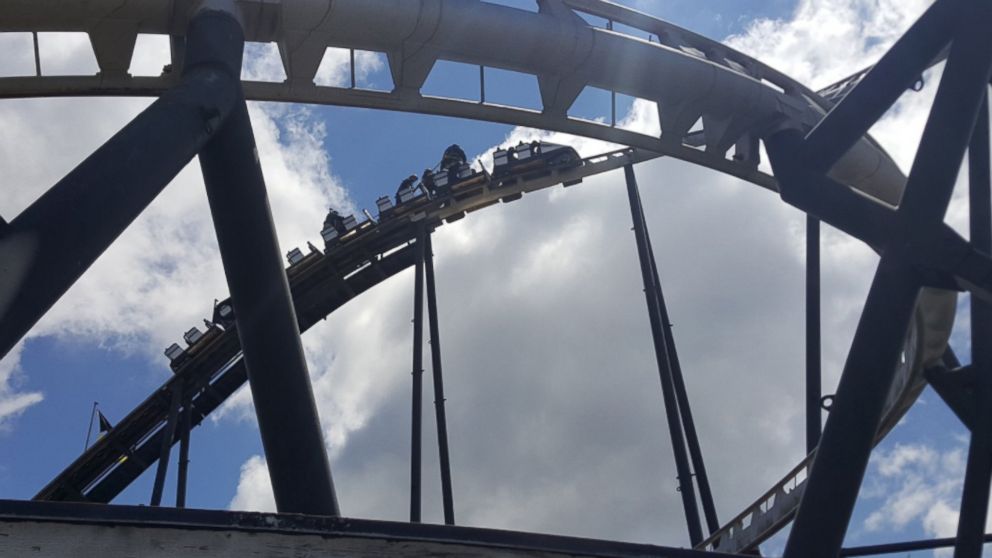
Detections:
[803, 0, 957, 172]
[781, 1, 992, 552]
[197, 10, 338, 516]
[624, 164, 703, 545]
[782, 253, 920, 558]
[175, 393, 192, 509]
[807, 215, 822, 455]
[424, 233, 455, 525]
[643, 227, 719, 534]
[0, 10, 241, 361]
[769, 130, 922, 558]
[149, 384, 181, 507]
[410, 225, 426, 523]
[894, 7, 992, 230]
[956, 89, 992, 558]
[925, 364, 977, 430]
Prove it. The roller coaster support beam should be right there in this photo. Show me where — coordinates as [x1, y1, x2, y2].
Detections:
[624, 164, 703, 545]
[197, 7, 339, 517]
[0, 9, 241, 362]
[150, 383, 182, 507]
[410, 224, 426, 523]
[176, 393, 192, 508]
[781, 220, 920, 558]
[804, 0, 957, 172]
[644, 230, 719, 534]
[424, 232, 456, 525]
[926, 363, 977, 430]
[806, 215, 821, 455]
[776, 1, 992, 554]
[955, 90, 991, 558]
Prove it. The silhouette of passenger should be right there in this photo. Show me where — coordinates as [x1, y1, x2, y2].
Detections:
[323, 208, 347, 235]
[396, 174, 419, 204]
[440, 144, 467, 172]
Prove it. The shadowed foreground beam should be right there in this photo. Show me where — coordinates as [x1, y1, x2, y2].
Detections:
[0, 10, 241, 361]
[410, 225, 425, 523]
[197, 9, 338, 516]
[624, 164, 703, 545]
[806, 214, 822, 455]
[424, 232, 456, 525]
[955, 90, 992, 558]
[781, 0, 992, 552]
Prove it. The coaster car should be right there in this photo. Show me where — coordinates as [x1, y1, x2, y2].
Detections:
[164, 320, 223, 369]
[321, 212, 371, 248]
[492, 141, 582, 183]
[384, 182, 431, 219]
[432, 163, 489, 199]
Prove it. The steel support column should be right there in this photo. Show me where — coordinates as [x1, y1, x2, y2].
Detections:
[624, 164, 703, 545]
[803, 0, 957, 170]
[806, 215, 822, 455]
[410, 225, 426, 523]
[785, 250, 921, 558]
[150, 385, 182, 507]
[643, 229, 719, 534]
[175, 394, 192, 509]
[780, 1, 992, 553]
[197, 10, 338, 517]
[0, 11, 241, 361]
[955, 91, 992, 558]
[424, 233, 455, 525]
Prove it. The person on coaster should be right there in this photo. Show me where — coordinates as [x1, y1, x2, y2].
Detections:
[396, 174, 419, 204]
[440, 143, 467, 173]
[421, 168, 437, 197]
[324, 208, 347, 235]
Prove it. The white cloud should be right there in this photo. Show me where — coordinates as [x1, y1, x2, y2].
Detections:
[314, 48, 387, 88]
[0, 342, 43, 431]
[861, 442, 990, 556]
[875, 442, 939, 478]
[725, 0, 931, 90]
[228, 454, 276, 512]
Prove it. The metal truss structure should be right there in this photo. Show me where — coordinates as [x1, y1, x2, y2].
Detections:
[0, 0, 989, 556]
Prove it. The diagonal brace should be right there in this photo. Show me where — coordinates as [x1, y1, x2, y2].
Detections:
[0, 11, 242, 361]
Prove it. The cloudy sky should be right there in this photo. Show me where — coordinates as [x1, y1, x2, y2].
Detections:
[0, 0, 983, 555]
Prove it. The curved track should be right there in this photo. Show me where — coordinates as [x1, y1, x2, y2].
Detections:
[3, 0, 957, 554]
[33, 146, 658, 504]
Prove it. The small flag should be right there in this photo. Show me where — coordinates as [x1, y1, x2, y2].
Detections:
[98, 410, 113, 433]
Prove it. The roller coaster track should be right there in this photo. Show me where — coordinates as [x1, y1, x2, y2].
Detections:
[4, 0, 958, 554]
[33, 145, 660, 504]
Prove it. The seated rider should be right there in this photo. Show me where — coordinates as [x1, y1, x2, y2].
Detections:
[421, 168, 436, 196]
[323, 208, 347, 235]
[396, 174, 419, 204]
[440, 143, 467, 173]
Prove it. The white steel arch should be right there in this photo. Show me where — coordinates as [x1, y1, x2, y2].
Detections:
[2, 0, 905, 197]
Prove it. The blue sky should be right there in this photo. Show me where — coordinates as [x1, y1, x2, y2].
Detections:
[0, 0, 983, 555]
